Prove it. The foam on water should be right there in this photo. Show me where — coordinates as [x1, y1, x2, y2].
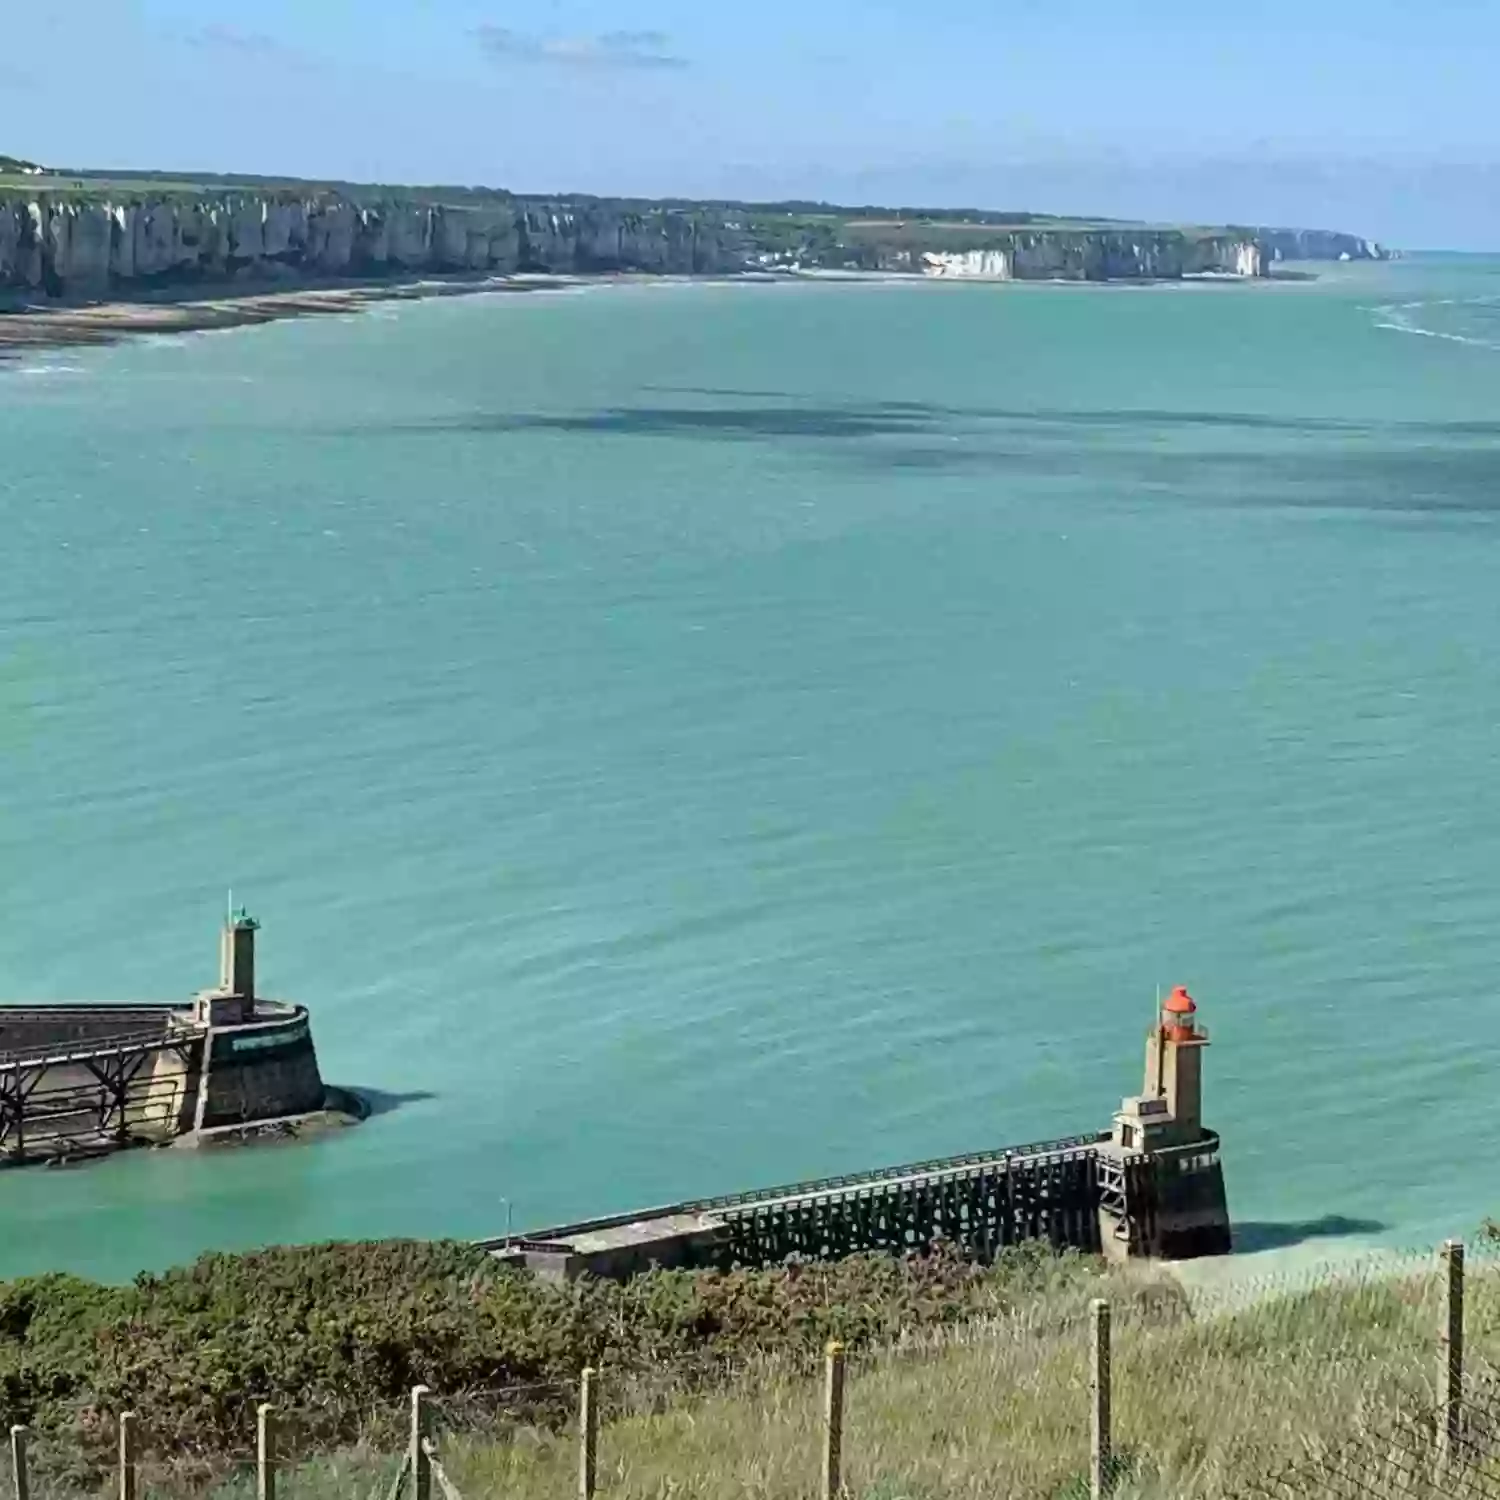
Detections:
[1370, 289, 1500, 348]
[13, 362, 87, 377]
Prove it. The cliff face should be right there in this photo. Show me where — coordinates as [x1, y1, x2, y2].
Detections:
[0, 193, 751, 295]
[0, 187, 1384, 297]
[892, 230, 1263, 282]
[1258, 228, 1386, 263]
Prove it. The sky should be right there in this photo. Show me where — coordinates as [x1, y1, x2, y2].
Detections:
[3, 0, 1500, 248]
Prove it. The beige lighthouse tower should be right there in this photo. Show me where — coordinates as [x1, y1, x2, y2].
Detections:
[1111, 985, 1209, 1151]
[192, 908, 260, 1026]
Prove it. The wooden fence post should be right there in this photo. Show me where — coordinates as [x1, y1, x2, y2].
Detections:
[1090, 1299, 1112, 1500]
[118, 1412, 137, 1500]
[822, 1340, 846, 1500]
[257, 1403, 277, 1500]
[410, 1386, 431, 1500]
[578, 1367, 599, 1500]
[10, 1425, 28, 1500]
[1440, 1239, 1465, 1463]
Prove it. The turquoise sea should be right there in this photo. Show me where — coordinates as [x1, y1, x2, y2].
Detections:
[2, 258, 1499, 1283]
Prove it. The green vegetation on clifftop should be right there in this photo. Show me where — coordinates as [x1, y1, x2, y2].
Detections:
[0, 1239, 1095, 1484]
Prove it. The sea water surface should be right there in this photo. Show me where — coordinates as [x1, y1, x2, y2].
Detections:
[2, 259, 1499, 1283]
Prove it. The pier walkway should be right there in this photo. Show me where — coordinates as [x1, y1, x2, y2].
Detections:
[481, 1130, 1115, 1279]
[0, 1004, 199, 1162]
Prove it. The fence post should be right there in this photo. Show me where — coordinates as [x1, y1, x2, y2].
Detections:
[10, 1425, 28, 1500]
[822, 1340, 846, 1500]
[118, 1412, 137, 1500]
[410, 1386, 431, 1500]
[1091, 1299, 1112, 1500]
[578, 1367, 599, 1500]
[1440, 1239, 1465, 1463]
[257, 1403, 277, 1500]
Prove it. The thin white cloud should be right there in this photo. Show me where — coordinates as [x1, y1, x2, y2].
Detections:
[185, 23, 317, 69]
[474, 24, 687, 71]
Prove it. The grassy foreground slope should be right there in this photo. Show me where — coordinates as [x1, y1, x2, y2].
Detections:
[3, 1238, 1493, 1497]
[393, 1252, 1495, 1500]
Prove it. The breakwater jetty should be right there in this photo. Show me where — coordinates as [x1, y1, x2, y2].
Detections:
[0, 912, 348, 1165]
[485, 987, 1231, 1278]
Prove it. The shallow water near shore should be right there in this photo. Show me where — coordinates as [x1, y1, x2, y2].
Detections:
[2, 260, 1500, 1283]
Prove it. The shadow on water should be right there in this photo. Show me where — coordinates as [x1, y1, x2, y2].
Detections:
[541, 389, 1500, 439]
[342, 392, 1500, 517]
[1233, 1215, 1390, 1253]
[345, 1087, 437, 1119]
[371, 399, 1444, 440]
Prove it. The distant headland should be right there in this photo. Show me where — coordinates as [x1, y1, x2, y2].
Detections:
[0, 159, 1390, 353]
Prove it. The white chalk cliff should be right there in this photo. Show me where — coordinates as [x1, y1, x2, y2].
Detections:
[917, 232, 1264, 282]
[0, 190, 1371, 297]
[0, 194, 748, 294]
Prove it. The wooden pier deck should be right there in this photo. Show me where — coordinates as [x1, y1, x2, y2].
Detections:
[481, 1130, 1116, 1279]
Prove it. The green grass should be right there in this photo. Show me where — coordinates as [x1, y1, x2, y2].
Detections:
[0, 175, 215, 196]
[8, 1245, 1495, 1498]
[419, 1253, 1493, 1500]
[837, 219, 1255, 248]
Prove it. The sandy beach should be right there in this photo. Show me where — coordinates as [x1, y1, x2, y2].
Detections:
[0, 269, 804, 360]
[0, 263, 1290, 362]
[0, 273, 585, 359]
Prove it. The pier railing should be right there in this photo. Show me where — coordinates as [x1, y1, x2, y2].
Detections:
[0, 1026, 186, 1070]
[8, 1241, 1500, 1499]
[489, 1129, 1115, 1256]
[691, 1129, 1109, 1211]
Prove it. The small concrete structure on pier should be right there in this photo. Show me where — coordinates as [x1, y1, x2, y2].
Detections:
[483, 986, 1232, 1280]
[0, 913, 341, 1165]
[193, 911, 260, 1027]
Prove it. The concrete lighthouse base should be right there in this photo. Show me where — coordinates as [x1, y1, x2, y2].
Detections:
[1097, 1132, 1232, 1263]
[191, 1003, 327, 1130]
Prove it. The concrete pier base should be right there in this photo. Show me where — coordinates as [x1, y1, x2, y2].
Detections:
[1097, 1136, 1232, 1263]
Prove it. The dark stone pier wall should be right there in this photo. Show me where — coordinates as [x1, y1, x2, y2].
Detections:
[197, 1006, 326, 1130]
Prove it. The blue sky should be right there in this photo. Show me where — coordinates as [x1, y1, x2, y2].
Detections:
[4, 0, 1499, 247]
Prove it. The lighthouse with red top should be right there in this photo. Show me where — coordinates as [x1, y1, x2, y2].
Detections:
[1095, 985, 1232, 1260]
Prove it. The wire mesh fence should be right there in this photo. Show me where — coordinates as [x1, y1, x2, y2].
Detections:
[1225, 1374, 1500, 1500]
[8, 1239, 1500, 1498]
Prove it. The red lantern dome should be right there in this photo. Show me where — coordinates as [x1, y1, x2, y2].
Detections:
[1162, 985, 1198, 1041]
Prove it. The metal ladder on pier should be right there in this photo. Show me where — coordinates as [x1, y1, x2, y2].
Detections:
[1094, 1154, 1134, 1249]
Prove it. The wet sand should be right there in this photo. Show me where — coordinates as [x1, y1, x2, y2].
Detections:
[0, 273, 567, 358]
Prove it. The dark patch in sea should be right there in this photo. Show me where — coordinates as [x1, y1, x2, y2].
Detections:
[858, 435, 1500, 516]
[392, 404, 938, 441]
[355, 394, 1500, 517]
[377, 396, 1500, 443]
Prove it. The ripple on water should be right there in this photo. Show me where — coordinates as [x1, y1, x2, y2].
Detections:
[2, 261, 1500, 1280]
